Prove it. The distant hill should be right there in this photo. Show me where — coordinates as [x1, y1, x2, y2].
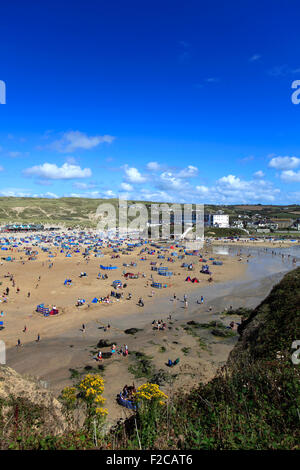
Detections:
[0, 197, 299, 228]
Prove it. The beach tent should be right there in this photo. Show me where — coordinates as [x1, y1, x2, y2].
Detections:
[192, 278, 199, 283]
[152, 282, 162, 288]
[92, 297, 98, 303]
[64, 279, 72, 285]
[124, 272, 136, 279]
[50, 308, 59, 315]
[185, 276, 192, 282]
[100, 265, 118, 270]
[112, 280, 122, 287]
[36, 304, 50, 315]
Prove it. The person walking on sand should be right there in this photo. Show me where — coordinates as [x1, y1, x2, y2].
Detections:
[82, 324, 86, 333]
[23, 325, 27, 333]
[37, 334, 40, 342]
[184, 299, 188, 309]
[17, 338, 22, 347]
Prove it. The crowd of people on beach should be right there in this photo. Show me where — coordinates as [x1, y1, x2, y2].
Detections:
[0, 230, 298, 364]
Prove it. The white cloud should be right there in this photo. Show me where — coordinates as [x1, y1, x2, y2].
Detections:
[253, 170, 265, 178]
[33, 192, 59, 199]
[120, 182, 133, 191]
[124, 165, 146, 183]
[139, 189, 175, 202]
[269, 156, 300, 170]
[146, 161, 161, 171]
[67, 189, 116, 199]
[218, 174, 246, 189]
[280, 170, 300, 183]
[0, 188, 32, 197]
[51, 130, 115, 153]
[196, 185, 209, 193]
[73, 182, 97, 190]
[158, 172, 185, 190]
[23, 162, 92, 180]
[214, 174, 280, 203]
[177, 165, 198, 178]
[103, 190, 116, 198]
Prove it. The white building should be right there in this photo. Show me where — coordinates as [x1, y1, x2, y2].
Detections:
[205, 213, 230, 228]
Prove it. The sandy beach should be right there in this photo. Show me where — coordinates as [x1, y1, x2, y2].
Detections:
[1, 235, 299, 426]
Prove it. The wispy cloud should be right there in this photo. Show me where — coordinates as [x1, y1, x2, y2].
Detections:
[204, 77, 220, 83]
[249, 54, 261, 62]
[47, 130, 115, 153]
[268, 65, 300, 77]
[178, 40, 191, 64]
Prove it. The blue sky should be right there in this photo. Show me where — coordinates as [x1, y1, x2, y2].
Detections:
[1, 0, 300, 204]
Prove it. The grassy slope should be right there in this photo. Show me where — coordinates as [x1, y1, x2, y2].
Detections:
[0, 198, 299, 228]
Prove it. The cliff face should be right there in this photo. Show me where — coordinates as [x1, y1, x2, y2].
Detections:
[229, 267, 300, 364]
[0, 365, 66, 434]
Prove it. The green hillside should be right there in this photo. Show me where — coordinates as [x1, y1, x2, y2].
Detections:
[0, 197, 299, 228]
